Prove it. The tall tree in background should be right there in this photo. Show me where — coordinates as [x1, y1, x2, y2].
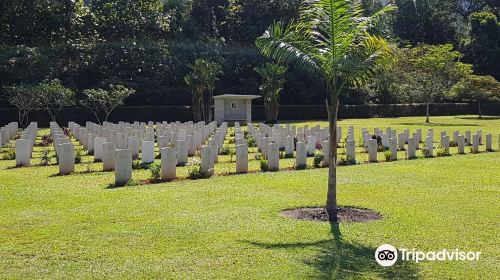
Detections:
[255, 63, 288, 124]
[256, 0, 395, 223]
[462, 12, 500, 79]
[399, 44, 472, 122]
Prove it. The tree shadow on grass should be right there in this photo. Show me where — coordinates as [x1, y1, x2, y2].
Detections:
[399, 122, 479, 127]
[244, 224, 419, 279]
[456, 116, 500, 120]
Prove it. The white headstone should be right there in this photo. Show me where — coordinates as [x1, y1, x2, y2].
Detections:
[176, 140, 188, 165]
[368, 139, 377, 162]
[306, 135, 316, 156]
[102, 142, 116, 171]
[94, 137, 106, 161]
[161, 147, 176, 180]
[295, 142, 307, 169]
[457, 135, 465, 154]
[236, 144, 248, 173]
[389, 138, 397, 161]
[15, 139, 30, 166]
[346, 140, 356, 160]
[485, 134, 492, 151]
[58, 143, 75, 175]
[268, 143, 279, 171]
[472, 134, 479, 153]
[201, 146, 214, 176]
[141, 141, 155, 164]
[115, 149, 132, 185]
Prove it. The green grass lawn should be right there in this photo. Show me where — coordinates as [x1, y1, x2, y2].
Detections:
[0, 115, 499, 279]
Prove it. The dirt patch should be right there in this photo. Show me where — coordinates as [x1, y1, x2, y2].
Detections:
[282, 206, 382, 223]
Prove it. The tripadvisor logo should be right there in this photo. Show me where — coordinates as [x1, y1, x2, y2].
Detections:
[375, 244, 481, 267]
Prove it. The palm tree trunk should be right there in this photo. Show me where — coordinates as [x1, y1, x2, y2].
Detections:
[425, 102, 430, 123]
[478, 101, 482, 118]
[326, 97, 339, 224]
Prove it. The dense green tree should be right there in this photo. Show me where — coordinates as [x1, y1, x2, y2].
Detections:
[393, 0, 419, 44]
[461, 12, 500, 79]
[389, 44, 472, 122]
[256, 0, 395, 223]
[0, 0, 91, 46]
[90, 0, 170, 40]
[448, 75, 500, 118]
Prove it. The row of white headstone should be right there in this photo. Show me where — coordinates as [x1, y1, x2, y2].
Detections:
[15, 123, 38, 166]
[68, 120, 228, 185]
[0, 122, 18, 147]
[248, 124, 498, 169]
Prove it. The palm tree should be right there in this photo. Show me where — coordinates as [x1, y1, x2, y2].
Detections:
[185, 59, 222, 122]
[255, 63, 288, 124]
[256, 0, 395, 223]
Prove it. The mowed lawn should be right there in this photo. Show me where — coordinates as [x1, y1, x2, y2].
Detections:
[0, 115, 499, 279]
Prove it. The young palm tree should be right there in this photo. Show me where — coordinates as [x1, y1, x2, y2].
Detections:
[256, 0, 395, 223]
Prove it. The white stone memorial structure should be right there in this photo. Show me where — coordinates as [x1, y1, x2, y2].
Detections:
[214, 94, 260, 124]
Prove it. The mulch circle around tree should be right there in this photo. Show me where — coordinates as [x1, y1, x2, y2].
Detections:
[282, 206, 382, 223]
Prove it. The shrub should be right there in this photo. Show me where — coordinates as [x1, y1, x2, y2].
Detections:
[85, 162, 94, 173]
[337, 155, 357, 166]
[283, 152, 294, 159]
[1, 145, 16, 160]
[188, 164, 208, 180]
[39, 135, 53, 147]
[247, 136, 257, 147]
[220, 145, 232, 155]
[313, 152, 324, 167]
[377, 145, 387, 152]
[254, 153, 262, 160]
[436, 148, 451, 157]
[260, 159, 269, 172]
[133, 161, 153, 170]
[40, 149, 52, 166]
[449, 140, 458, 147]
[63, 127, 71, 137]
[75, 149, 82, 164]
[149, 162, 161, 181]
[228, 138, 235, 144]
[384, 150, 392, 161]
